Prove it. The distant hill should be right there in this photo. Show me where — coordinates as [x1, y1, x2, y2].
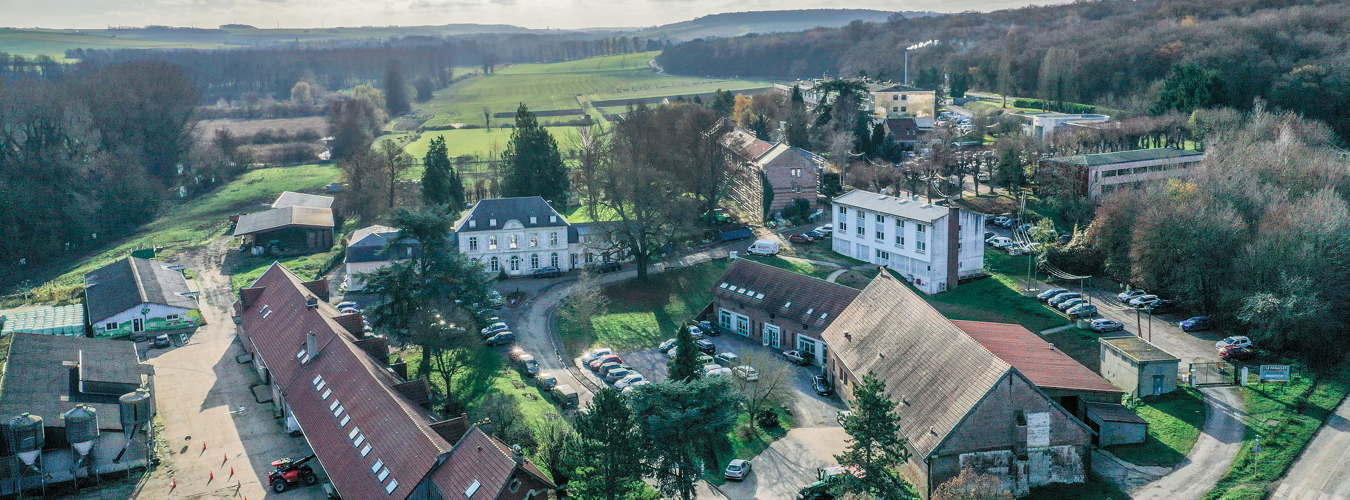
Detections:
[633, 9, 928, 41]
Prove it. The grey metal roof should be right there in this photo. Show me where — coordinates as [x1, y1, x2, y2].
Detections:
[833, 189, 950, 223]
[347, 225, 400, 248]
[84, 257, 197, 324]
[821, 271, 1012, 459]
[1044, 148, 1205, 167]
[1086, 402, 1149, 424]
[272, 191, 335, 209]
[233, 206, 335, 236]
[453, 196, 568, 233]
[0, 333, 144, 430]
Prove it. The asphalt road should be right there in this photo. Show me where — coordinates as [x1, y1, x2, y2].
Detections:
[1273, 395, 1350, 500]
[1130, 386, 1246, 500]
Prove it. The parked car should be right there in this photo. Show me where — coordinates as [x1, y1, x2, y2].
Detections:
[789, 233, 815, 244]
[595, 261, 621, 273]
[621, 380, 651, 393]
[616, 373, 646, 389]
[1128, 295, 1160, 307]
[589, 354, 622, 370]
[484, 332, 515, 346]
[515, 354, 539, 375]
[746, 239, 781, 256]
[581, 348, 614, 365]
[552, 385, 579, 408]
[1220, 346, 1257, 361]
[696, 353, 716, 366]
[1038, 288, 1069, 302]
[978, 172, 990, 182]
[733, 365, 760, 381]
[816, 224, 833, 235]
[696, 320, 720, 336]
[335, 301, 362, 311]
[481, 322, 509, 336]
[488, 291, 505, 308]
[597, 362, 626, 377]
[658, 338, 678, 352]
[535, 372, 558, 390]
[984, 231, 995, 241]
[1056, 298, 1086, 311]
[687, 325, 707, 338]
[1049, 293, 1082, 307]
[665, 347, 680, 359]
[1002, 218, 1021, 228]
[806, 229, 829, 240]
[703, 364, 732, 377]
[1067, 304, 1098, 319]
[813, 375, 833, 396]
[533, 266, 563, 278]
[1180, 316, 1215, 332]
[1117, 290, 1148, 303]
[1216, 336, 1253, 350]
[783, 350, 810, 365]
[714, 352, 740, 367]
[1146, 299, 1178, 314]
[986, 236, 1013, 248]
[604, 367, 634, 383]
[153, 334, 172, 348]
[724, 459, 752, 481]
[695, 338, 717, 354]
[1089, 319, 1125, 333]
[339, 307, 360, 315]
[991, 216, 1010, 226]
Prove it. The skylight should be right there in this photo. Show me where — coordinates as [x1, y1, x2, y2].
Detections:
[312, 375, 323, 385]
[806, 308, 814, 315]
[361, 444, 372, 457]
[755, 293, 765, 299]
[353, 435, 365, 447]
[339, 415, 350, 427]
[349, 427, 360, 440]
[783, 301, 791, 309]
[719, 283, 729, 289]
[385, 479, 399, 494]
[377, 468, 389, 482]
[372, 460, 384, 474]
[321, 389, 331, 400]
[316, 380, 326, 392]
[329, 400, 340, 412]
[466, 480, 482, 498]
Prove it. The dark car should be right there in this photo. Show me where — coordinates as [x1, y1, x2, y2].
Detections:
[788, 233, 815, 244]
[696, 320, 720, 337]
[1147, 299, 1178, 314]
[1037, 288, 1069, 302]
[484, 332, 515, 346]
[658, 338, 678, 352]
[782, 350, 810, 366]
[806, 229, 829, 240]
[695, 338, 717, 354]
[1181, 316, 1215, 332]
[595, 261, 621, 273]
[533, 266, 562, 278]
[1220, 346, 1257, 361]
[153, 334, 172, 348]
[813, 375, 833, 396]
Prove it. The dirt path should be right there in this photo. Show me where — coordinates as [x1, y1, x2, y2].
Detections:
[1129, 386, 1246, 500]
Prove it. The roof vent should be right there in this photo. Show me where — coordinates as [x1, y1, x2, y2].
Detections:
[844, 330, 851, 340]
[1048, 343, 1056, 350]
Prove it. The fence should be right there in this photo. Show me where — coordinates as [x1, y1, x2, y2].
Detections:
[1190, 361, 1238, 387]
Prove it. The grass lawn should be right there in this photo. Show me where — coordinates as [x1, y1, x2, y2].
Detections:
[1204, 360, 1350, 500]
[558, 259, 730, 357]
[1106, 387, 1206, 467]
[402, 126, 581, 161]
[1025, 473, 1129, 500]
[741, 254, 837, 281]
[922, 251, 1068, 333]
[3, 164, 341, 302]
[0, 29, 224, 60]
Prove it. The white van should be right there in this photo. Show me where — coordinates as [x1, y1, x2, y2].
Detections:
[746, 239, 780, 256]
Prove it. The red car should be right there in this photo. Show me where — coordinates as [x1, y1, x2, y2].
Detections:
[788, 234, 814, 243]
[589, 354, 622, 371]
[1220, 346, 1256, 362]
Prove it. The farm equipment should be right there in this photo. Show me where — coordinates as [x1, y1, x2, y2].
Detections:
[797, 466, 855, 500]
[268, 454, 318, 493]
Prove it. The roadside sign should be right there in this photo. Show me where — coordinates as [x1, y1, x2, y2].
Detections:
[1260, 365, 1291, 383]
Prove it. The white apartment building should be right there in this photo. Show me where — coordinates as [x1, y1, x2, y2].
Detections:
[831, 189, 985, 295]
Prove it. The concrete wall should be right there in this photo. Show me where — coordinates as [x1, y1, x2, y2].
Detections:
[345, 261, 391, 291]
[1089, 416, 1147, 446]
[1100, 345, 1179, 397]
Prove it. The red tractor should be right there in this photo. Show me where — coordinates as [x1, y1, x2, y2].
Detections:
[268, 454, 318, 493]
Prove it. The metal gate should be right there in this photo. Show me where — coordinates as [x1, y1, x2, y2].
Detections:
[1190, 361, 1238, 386]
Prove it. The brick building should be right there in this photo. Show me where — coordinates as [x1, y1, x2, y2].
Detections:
[709, 259, 859, 366]
[822, 272, 1092, 498]
[715, 120, 822, 221]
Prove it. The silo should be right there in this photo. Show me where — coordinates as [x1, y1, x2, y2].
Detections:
[118, 390, 153, 431]
[5, 413, 45, 467]
[62, 405, 100, 458]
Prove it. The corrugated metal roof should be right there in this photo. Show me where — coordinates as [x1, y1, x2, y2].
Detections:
[954, 320, 1122, 396]
[273, 191, 335, 209]
[833, 189, 950, 223]
[821, 272, 1011, 459]
[1043, 148, 1204, 167]
[1100, 336, 1180, 363]
[452, 197, 567, 233]
[84, 257, 197, 324]
[713, 259, 859, 329]
[1, 305, 86, 336]
[233, 206, 335, 236]
[0, 333, 141, 431]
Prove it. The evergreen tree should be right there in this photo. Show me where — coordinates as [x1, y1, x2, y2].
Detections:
[569, 389, 647, 500]
[869, 122, 888, 160]
[667, 326, 701, 382]
[501, 103, 569, 205]
[786, 85, 811, 148]
[630, 378, 742, 500]
[834, 372, 916, 499]
[421, 136, 463, 208]
[384, 60, 410, 115]
[710, 89, 736, 117]
[1150, 64, 1225, 115]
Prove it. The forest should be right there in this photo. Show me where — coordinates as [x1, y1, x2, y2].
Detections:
[656, 0, 1350, 140]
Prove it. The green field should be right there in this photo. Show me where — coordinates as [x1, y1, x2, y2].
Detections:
[415, 52, 772, 129]
[402, 127, 579, 161]
[0, 29, 224, 60]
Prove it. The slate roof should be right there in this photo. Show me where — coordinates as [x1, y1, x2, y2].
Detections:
[714, 259, 860, 331]
[453, 197, 567, 233]
[84, 257, 197, 324]
[349, 225, 400, 247]
[953, 320, 1122, 396]
[1100, 336, 1180, 363]
[0, 333, 144, 431]
[1043, 148, 1204, 167]
[833, 189, 950, 223]
[233, 206, 335, 236]
[821, 271, 1011, 459]
[237, 263, 552, 500]
[346, 225, 418, 264]
[272, 191, 335, 209]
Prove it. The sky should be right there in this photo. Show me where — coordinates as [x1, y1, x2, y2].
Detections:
[1, 0, 1037, 31]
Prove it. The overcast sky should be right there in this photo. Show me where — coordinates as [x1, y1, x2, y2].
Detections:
[3, 0, 1036, 31]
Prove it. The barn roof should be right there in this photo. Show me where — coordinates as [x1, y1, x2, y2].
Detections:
[233, 206, 335, 236]
[83, 257, 196, 324]
[953, 320, 1122, 396]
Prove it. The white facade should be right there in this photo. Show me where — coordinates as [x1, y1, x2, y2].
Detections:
[458, 219, 571, 276]
[830, 190, 985, 295]
[1022, 113, 1111, 142]
[93, 302, 194, 337]
[344, 261, 389, 291]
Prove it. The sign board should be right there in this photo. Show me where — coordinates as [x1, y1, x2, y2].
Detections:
[1026, 412, 1051, 448]
[1260, 365, 1291, 383]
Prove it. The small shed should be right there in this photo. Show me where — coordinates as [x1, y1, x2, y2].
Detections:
[1100, 336, 1181, 397]
[1, 305, 87, 337]
[1085, 402, 1149, 446]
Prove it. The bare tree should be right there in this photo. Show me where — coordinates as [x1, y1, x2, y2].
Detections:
[559, 270, 610, 347]
[730, 351, 798, 432]
[377, 139, 414, 209]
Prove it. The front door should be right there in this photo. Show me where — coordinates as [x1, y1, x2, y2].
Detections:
[1153, 375, 1165, 396]
[133, 318, 145, 333]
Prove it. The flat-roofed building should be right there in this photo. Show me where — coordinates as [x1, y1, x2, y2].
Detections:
[1039, 148, 1206, 200]
[1100, 336, 1181, 397]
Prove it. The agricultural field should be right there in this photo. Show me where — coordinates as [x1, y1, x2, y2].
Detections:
[0, 29, 223, 60]
[196, 116, 328, 144]
[415, 51, 773, 129]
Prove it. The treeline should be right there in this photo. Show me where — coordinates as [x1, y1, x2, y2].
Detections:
[0, 61, 201, 267]
[656, 0, 1350, 139]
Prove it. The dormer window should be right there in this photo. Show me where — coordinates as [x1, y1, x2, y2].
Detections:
[490, 218, 497, 227]
[530, 216, 537, 224]
[550, 215, 557, 223]
[469, 220, 476, 228]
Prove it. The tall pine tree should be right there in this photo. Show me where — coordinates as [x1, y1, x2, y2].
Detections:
[501, 103, 569, 205]
[834, 372, 916, 499]
[384, 60, 410, 115]
[421, 136, 464, 208]
[786, 84, 811, 148]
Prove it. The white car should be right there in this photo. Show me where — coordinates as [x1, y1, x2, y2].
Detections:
[1216, 336, 1252, 350]
[733, 365, 760, 381]
[817, 224, 833, 235]
[1128, 295, 1160, 307]
[703, 364, 732, 377]
[986, 236, 1012, 248]
[616, 373, 646, 389]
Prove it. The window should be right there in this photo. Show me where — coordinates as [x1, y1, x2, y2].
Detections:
[896, 234, 905, 247]
[916, 223, 926, 233]
[719, 310, 734, 330]
[917, 240, 927, 253]
[489, 236, 498, 250]
[901, 106, 907, 113]
[790, 168, 802, 177]
[585, 252, 594, 263]
[901, 94, 908, 101]
[166, 314, 179, 320]
[489, 218, 497, 227]
[839, 206, 847, 215]
[736, 315, 750, 336]
[468, 237, 478, 251]
[856, 225, 864, 237]
[876, 249, 890, 261]
[490, 257, 499, 272]
[1135, 167, 1149, 174]
[876, 214, 884, 223]
[531, 254, 540, 269]
[892, 95, 899, 101]
[509, 256, 520, 271]
[105, 322, 118, 330]
[469, 220, 476, 228]
[509, 234, 518, 249]
[530, 216, 537, 224]
[840, 221, 847, 232]
[550, 232, 558, 246]
[550, 253, 559, 268]
[529, 234, 538, 247]
[892, 106, 898, 112]
[875, 229, 884, 241]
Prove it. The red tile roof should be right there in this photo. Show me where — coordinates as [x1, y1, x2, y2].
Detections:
[433, 427, 554, 499]
[238, 263, 554, 500]
[952, 320, 1123, 396]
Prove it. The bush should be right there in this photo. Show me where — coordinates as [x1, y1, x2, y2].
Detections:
[756, 409, 780, 429]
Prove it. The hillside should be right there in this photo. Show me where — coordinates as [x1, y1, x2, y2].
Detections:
[632, 9, 920, 41]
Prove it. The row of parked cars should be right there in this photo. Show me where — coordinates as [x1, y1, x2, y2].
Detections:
[480, 318, 516, 346]
[580, 348, 651, 393]
[1035, 288, 1100, 319]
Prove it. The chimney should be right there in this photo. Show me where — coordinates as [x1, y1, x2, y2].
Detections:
[305, 332, 318, 363]
[305, 296, 319, 310]
[334, 312, 365, 337]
